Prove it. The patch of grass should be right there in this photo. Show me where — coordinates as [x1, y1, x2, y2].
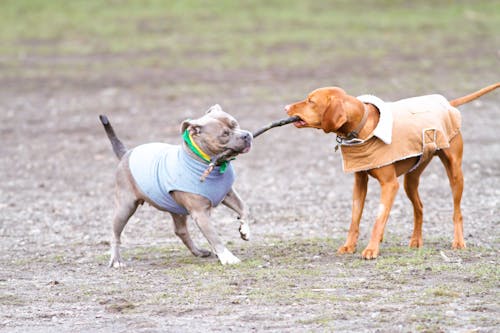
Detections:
[0, 293, 25, 306]
[297, 314, 335, 328]
[426, 287, 461, 298]
[462, 263, 499, 293]
[468, 262, 499, 280]
[51, 254, 66, 264]
[409, 308, 466, 333]
[11, 253, 70, 265]
[11, 257, 36, 266]
[130, 244, 179, 257]
[94, 253, 109, 264]
[375, 247, 437, 269]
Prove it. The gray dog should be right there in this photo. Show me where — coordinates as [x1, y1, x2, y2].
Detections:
[100, 105, 253, 266]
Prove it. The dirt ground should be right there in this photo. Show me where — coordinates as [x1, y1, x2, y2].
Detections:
[1, 26, 500, 333]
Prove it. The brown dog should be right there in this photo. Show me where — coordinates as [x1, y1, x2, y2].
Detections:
[285, 83, 499, 259]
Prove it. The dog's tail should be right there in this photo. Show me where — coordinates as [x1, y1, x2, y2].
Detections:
[449, 82, 500, 107]
[99, 115, 127, 159]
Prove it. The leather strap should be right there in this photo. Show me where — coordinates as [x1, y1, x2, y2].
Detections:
[347, 104, 370, 140]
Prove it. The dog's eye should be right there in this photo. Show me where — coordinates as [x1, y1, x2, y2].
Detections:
[221, 130, 230, 137]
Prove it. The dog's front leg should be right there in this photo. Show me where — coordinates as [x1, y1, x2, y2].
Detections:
[171, 191, 241, 265]
[363, 166, 400, 259]
[222, 188, 250, 241]
[338, 172, 368, 254]
[190, 209, 241, 265]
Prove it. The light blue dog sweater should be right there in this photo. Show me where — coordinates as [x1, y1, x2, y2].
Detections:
[128, 143, 235, 215]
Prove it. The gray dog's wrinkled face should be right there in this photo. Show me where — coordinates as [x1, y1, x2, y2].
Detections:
[181, 104, 252, 156]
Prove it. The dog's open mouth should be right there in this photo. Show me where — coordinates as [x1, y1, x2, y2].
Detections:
[219, 143, 251, 161]
[241, 145, 251, 154]
[293, 116, 308, 128]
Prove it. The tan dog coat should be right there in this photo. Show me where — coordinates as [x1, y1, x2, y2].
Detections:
[340, 94, 461, 173]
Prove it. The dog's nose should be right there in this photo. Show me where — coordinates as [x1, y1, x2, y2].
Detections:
[284, 104, 291, 114]
[242, 131, 251, 141]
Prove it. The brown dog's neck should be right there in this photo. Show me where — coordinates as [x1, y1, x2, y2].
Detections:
[338, 102, 379, 140]
[358, 103, 380, 140]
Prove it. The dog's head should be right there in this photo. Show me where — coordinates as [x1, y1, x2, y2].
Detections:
[181, 104, 252, 158]
[285, 87, 364, 133]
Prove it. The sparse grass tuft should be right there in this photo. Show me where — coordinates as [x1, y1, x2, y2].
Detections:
[427, 288, 461, 298]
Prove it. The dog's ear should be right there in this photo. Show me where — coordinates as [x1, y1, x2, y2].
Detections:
[206, 104, 223, 114]
[180, 119, 202, 135]
[321, 97, 347, 133]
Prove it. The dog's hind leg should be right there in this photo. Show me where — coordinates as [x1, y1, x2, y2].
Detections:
[109, 167, 140, 268]
[171, 213, 211, 257]
[109, 194, 139, 268]
[438, 134, 466, 249]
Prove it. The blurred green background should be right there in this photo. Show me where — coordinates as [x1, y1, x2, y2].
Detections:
[1, 0, 498, 94]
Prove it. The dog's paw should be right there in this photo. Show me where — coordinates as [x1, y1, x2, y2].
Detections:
[337, 244, 356, 254]
[109, 245, 127, 268]
[193, 248, 212, 258]
[361, 247, 379, 260]
[452, 240, 466, 249]
[217, 248, 241, 265]
[108, 257, 127, 268]
[239, 222, 250, 241]
[409, 237, 423, 248]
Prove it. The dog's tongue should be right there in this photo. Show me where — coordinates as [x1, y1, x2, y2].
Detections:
[294, 119, 307, 127]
